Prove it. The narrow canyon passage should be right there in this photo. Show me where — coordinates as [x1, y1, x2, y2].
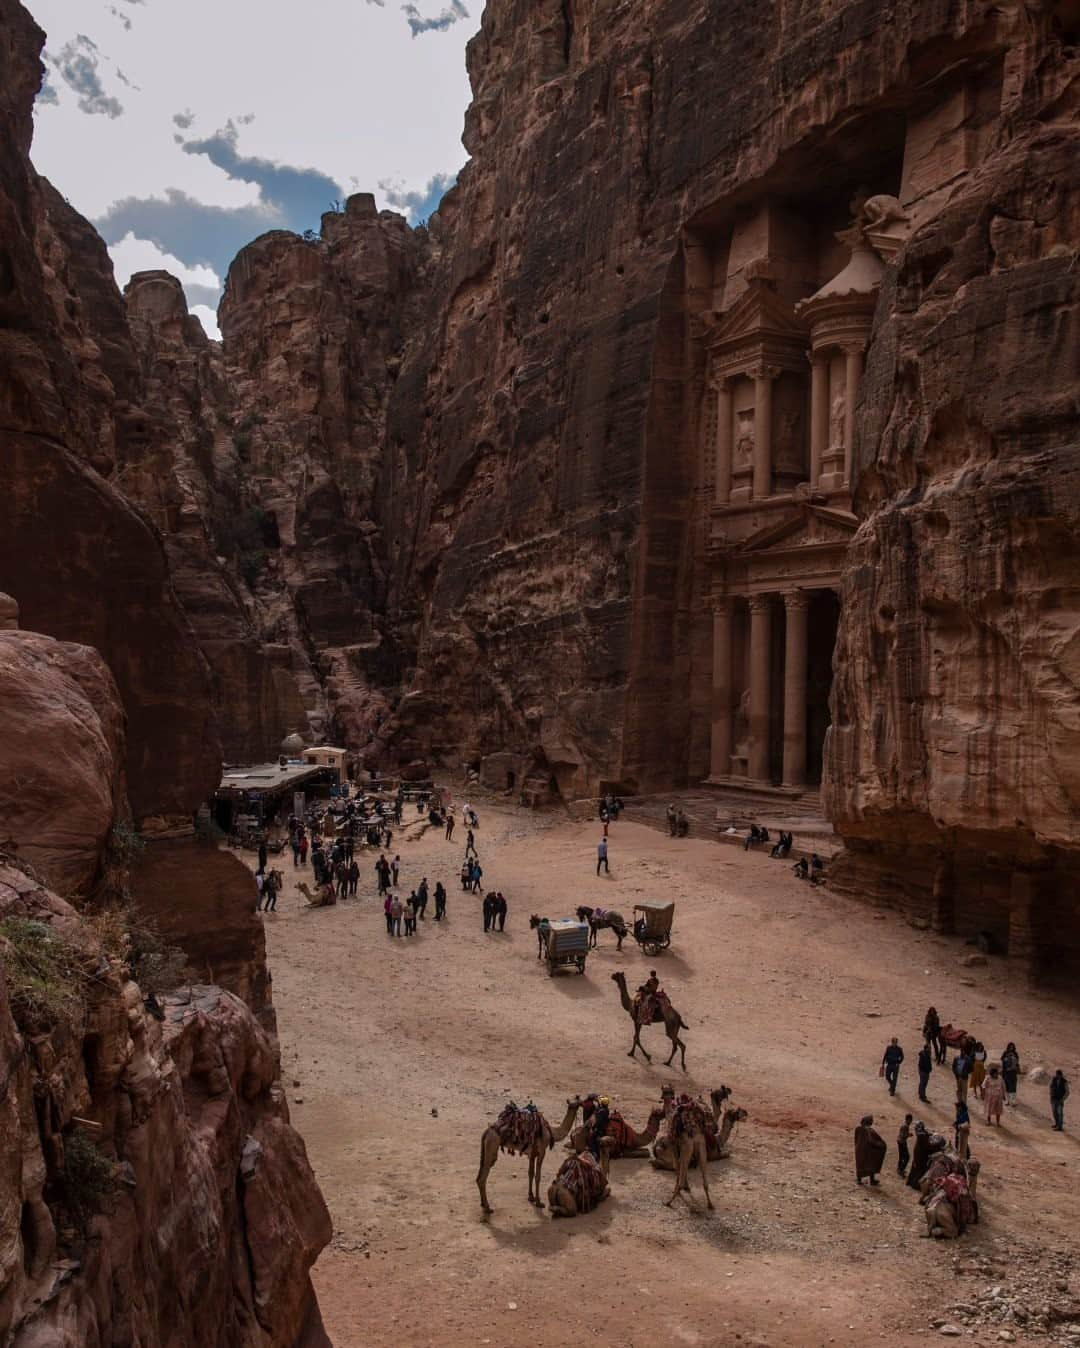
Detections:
[255, 805, 1080, 1347]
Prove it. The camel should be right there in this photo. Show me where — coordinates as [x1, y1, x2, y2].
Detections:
[476, 1097, 582, 1213]
[547, 1140, 613, 1217]
[652, 1094, 746, 1171]
[576, 905, 628, 950]
[611, 971, 688, 1069]
[568, 1104, 664, 1158]
[297, 880, 336, 908]
[663, 1096, 714, 1209]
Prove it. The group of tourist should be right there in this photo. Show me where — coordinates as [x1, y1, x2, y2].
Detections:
[881, 1009, 1070, 1135]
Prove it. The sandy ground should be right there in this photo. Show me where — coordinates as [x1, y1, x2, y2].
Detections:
[249, 800, 1080, 1348]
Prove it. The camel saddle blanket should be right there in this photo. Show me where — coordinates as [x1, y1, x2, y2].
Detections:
[606, 1112, 634, 1151]
[634, 990, 670, 1025]
[555, 1153, 606, 1211]
[668, 1099, 710, 1141]
[496, 1103, 546, 1154]
[934, 1172, 979, 1230]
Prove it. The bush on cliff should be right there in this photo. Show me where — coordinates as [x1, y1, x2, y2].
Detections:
[0, 917, 87, 1034]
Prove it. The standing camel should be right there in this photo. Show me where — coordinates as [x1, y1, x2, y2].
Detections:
[664, 1096, 714, 1210]
[576, 906, 629, 950]
[476, 1097, 582, 1213]
[652, 1094, 747, 1170]
[610, 971, 688, 1069]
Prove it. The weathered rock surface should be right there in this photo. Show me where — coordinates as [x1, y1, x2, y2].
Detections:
[218, 197, 428, 750]
[0, 863, 330, 1348]
[826, 48, 1080, 975]
[0, 631, 125, 899]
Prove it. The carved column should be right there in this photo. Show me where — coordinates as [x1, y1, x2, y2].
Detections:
[810, 355, 829, 489]
[781, 589, 808, 788]
[748, 593, 772, 782]
[751, 366, 779, 500]
[714, 378, 733, 506]
[709, 596, 733, 778]
[842, 344, 863, 486]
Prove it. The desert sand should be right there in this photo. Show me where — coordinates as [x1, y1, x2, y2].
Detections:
[252, 801, 1080, 1348]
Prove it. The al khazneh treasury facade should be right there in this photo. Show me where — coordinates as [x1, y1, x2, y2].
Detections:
[696, 195, 911, 795]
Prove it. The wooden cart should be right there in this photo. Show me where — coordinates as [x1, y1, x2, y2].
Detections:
[633, 901, 674, 955]
[543, 919, 590, 977]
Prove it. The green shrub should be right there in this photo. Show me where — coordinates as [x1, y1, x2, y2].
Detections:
[88, 906, 187, 999]
[60, 1131, 118, 1230]
[0, 918, 86, 1034]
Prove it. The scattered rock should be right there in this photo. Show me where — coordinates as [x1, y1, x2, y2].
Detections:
[938, 1325, 963, 1337]
[960, 954, 987, 967]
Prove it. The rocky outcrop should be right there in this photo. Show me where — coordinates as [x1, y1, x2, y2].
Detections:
[0, 629, 126, 899]
[825, 85, 1080, 974]
[0, 0, 219, 821]
[218, 196, 429, 751]
[0, 863, 330, 1348]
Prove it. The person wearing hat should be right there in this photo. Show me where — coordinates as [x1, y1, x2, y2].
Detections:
[590, 1096, 611, 1160]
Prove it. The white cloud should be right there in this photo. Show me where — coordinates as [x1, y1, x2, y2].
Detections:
[108, 231, 220, 291]
[190, 304, 221, 341]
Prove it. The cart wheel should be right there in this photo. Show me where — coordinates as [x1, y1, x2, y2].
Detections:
[548, 964, 556, 977]
[577, 957, 586, 974]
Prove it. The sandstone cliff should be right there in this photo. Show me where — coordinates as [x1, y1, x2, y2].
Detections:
[825, 68, 1080, 973]
[0, 622, 331, 1345]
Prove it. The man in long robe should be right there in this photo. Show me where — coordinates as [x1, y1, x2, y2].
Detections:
[854, 1114, 886, 1184]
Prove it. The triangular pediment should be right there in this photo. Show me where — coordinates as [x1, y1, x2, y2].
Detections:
[709, 279, 809, 349]
[736, 504, 857, 554]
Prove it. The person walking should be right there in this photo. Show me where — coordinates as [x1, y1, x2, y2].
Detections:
[1050, 1069, 1070, 1131]
[954, 1098, 971, 1160]
[917, 1042, 933, 1102]
[375, 853, 390, 895]
[482, 892, 494, 933]
[923, 1007, 945, 1064]
[464, 829, 477, 860]
[596, 837, 609, 876]
[495, 892, 507, 932]
[896, 1114, 912, 1176]
[952, 1044, 972, 1104]
[970, 1041, 988, 1099]
[254, 869, 265, 912]
[298, 833, 309, 867]
[881, 1038, 904, 1096]
[262, 870, 278, 913]
[390, 894, 403, 937]
[984, 1065, 1006, 1125]
[348, 858, 360, 896]
[257, 839, 268, 873]
[1001, 1042, 1021, 1105]
[854, 1115, 886, 1185]
[404, 894, 417, 936]
[291, 834, 300, 868]
[391, 854, 401, 888]
[460, 860, 471, 891]
[906, 1121, 931, 1190]
[433, 881, 447, 921]
[417, 877, 429, 920]
[471, 859, 483, 894]
[445, 812, 455, 842]
[666, 804, 677, 837]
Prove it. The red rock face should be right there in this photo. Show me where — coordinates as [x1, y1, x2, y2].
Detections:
[0, 864, 330, 1348]
[0, 631, 125, 899]
[826, 119, 1080, 975]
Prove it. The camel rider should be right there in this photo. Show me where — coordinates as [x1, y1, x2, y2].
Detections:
[634, 970, 662, 1022]
[590, 1096, 611, 1160]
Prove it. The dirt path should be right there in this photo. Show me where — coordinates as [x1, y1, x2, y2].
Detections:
[250, 801, 1080, 1347]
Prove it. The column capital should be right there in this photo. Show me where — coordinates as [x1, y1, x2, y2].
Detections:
[708, 372, 734, 393]
[809, 350, 831, 367]
[839, 340, 866, 357]
[748, 362, 782, 383]
[709, 593, 733, 616]
[783, 589, 809, 612]
[748, 593, 773, 614]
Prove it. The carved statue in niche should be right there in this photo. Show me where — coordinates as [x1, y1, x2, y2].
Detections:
[829, 388, 846, 449]
[735, 409, 755, 465]
[774, 386, 805, 476]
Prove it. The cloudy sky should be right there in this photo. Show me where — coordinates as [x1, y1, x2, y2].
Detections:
[29, 0, 476, 337]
